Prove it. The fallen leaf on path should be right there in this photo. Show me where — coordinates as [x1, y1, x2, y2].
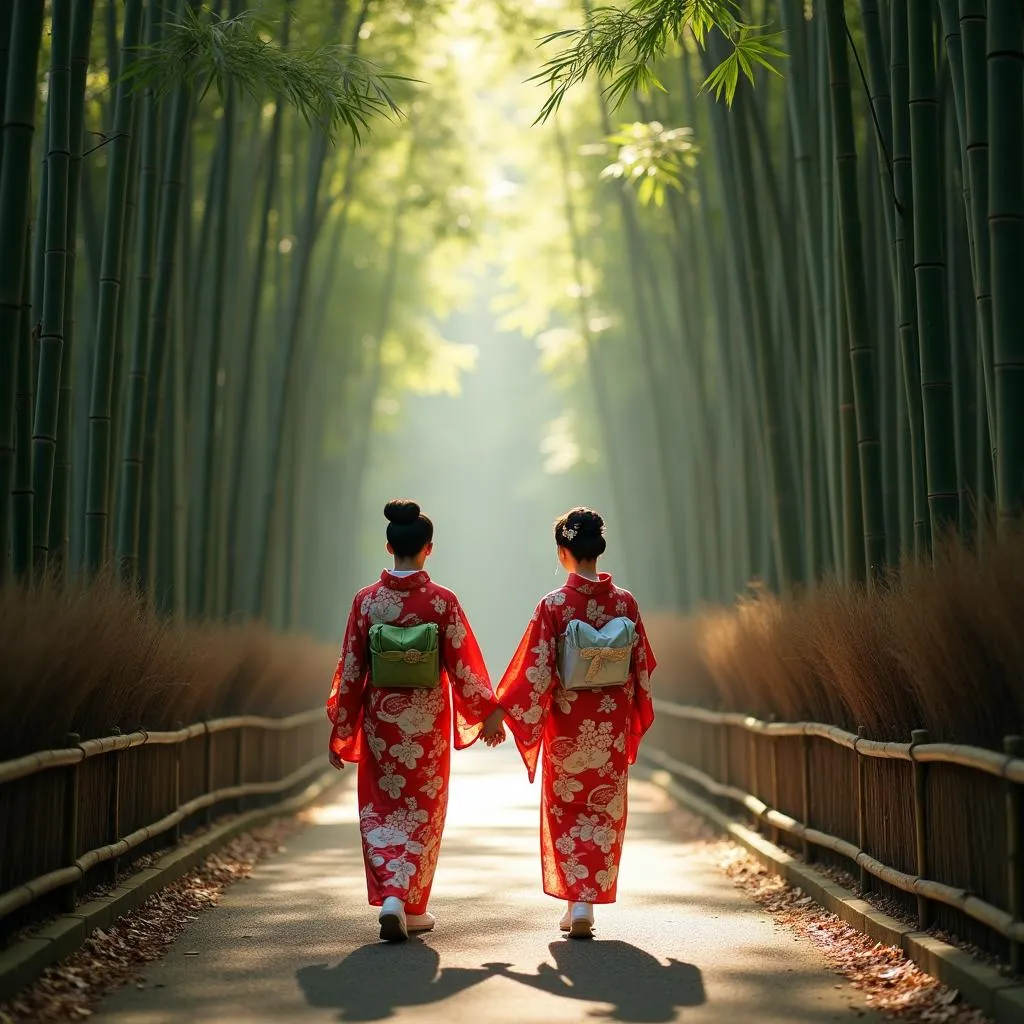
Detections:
[680, 816, 997, 1024]
[0, 817, 304, 1023]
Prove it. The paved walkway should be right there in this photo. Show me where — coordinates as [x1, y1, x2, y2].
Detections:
[94, 745, 881, 1023]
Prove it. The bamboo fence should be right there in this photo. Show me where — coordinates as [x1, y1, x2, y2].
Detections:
[647, 699, 1024, 968]
[0, 707, 327, 944]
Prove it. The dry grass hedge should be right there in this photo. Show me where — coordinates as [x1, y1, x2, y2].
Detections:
[647, 532, 1024, 749]
[645, 533, 1024, 958]
[0, 573, 337, 761]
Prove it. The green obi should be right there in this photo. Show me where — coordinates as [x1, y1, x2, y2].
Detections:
[368, 622, 441, 689]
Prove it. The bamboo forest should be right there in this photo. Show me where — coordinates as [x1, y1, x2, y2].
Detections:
[3, 1, 1024, 1019]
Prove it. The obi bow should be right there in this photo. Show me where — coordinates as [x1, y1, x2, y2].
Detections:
[579, 645, 631, 682]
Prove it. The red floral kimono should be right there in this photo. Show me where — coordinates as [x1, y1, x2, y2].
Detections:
[326, 570, 497, 914]
[497, 572, 656, 905]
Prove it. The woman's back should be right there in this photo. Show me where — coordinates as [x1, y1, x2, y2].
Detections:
[500, 570, 655, 779]
[353, 570, 455, 628]
[494, 507, 657, 936]
[328, 569, 492, 762]
[324, 499, 500, 942]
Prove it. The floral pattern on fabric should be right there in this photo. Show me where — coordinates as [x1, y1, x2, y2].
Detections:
[497, 572, 656, 904]
[325, 570, 496, 913]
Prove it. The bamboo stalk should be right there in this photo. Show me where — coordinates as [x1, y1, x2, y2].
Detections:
[185, 136, 223, 377]
[0, 2, 11, 168]
[817, 14, 843, 573]
[251, 0, 357, 616]
[837, 221, 865, 584]
[957, 1, 995, 481]
[725, 87, 804, 589]
[684, 52, 758, 589]
[85, 0, 144, 573]
[896, 305, 912, 548]
[106, 118, 142, 558]
[29, 0, 75, 571]
[116, 1, 164, 580]
[908, 0, 959, 540]
[891, 0, 932, 558]
[825, 0, 887, 580]
[10, 228, 33, 578]
[553, 117, 630, 579]
[780, 0, 823, 344]
[0, 0, 45, 580]
[988, 5, 1024, 526]
[947, 109, 979, 537]
[138, 0, 201, 591]
[251, 123, 335, 616]
[938, 2, 971, 227]
[225, 2, 293, 613]
[168, 223, 189, 615]
[29, 100, 50, 363]
[858, 0, 896, 278]
[193, 35, 240, 617]
[871, 145, 900, 562]
[50, 0, 99, 571]
[601, 161, 687, 599]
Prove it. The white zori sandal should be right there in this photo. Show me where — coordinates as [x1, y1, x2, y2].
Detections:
[407, 912, 436, 933]
[379, 896, 408, 942]
[379, 897, 435, 942]
[558, 901, 595, 938]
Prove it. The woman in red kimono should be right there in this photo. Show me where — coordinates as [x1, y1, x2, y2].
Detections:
[326, 499, 504, 942]
[487, 507, 656, 938]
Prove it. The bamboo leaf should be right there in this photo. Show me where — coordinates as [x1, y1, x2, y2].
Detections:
[599, 119, 697, 203]
[530, 0, 785, 122]
[124, 6, 407, 144]
[701, 51, 740, 104]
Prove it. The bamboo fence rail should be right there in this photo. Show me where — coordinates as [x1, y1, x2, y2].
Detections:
[647, 699, 1024, 969]
[0, 707, 327, 943]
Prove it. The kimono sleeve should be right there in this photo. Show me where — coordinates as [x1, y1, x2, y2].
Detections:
[496, 600, 559, 783]
[627, 611, 657, 765]
[326, 596, 368, 765]
[442, 596, 498, 750]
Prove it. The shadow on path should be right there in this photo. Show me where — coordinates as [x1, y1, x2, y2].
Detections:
[297, 941, 503, 1022]
[489, 940, 705, 1023]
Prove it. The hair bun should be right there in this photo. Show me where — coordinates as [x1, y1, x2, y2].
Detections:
[566, 508, 604, 535]
[554, 506, 607, 559]
[384, 499, 421, 525]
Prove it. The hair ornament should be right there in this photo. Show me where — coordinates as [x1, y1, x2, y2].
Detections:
[562, 526, 578, 540]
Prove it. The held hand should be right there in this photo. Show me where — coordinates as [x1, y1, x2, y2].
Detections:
[481, 708, 507, 747]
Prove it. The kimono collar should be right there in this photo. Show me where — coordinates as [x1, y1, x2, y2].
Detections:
[380, 569, 430, 591]
[566, 571, 613, 596]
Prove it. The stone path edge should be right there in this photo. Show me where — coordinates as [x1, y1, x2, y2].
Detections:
[638, 756, 1024, 1024]
[0, 767, 347, 1004]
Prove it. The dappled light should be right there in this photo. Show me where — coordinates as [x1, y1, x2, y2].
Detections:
[85, 750, 880, 1023]
[3, 0, 1024, 1018]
